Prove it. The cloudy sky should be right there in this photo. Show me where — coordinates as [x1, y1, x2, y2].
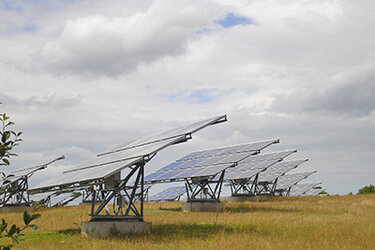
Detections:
[1, 0, 374, 195]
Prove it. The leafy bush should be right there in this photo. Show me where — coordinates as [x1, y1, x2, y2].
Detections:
[0, 111, 40, 249]
[0, 211, 41, 250]
[358, 185, 375, 194]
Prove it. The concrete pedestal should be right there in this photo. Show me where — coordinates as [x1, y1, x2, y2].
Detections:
[81, 221, 152, 238]
[227, 196, 256, 202]
[182, 202, 225, 212]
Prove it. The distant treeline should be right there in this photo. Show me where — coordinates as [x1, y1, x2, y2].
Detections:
[357, 185, 375, 194]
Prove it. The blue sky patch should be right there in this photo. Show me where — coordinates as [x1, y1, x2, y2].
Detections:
[1, 0, 21, 12]
[215, 13, 255, 28]
[22, 24, 37, 32]
[168, 89, 214, 104]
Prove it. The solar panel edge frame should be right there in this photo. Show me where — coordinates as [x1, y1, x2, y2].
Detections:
[97, 115, 227, 156]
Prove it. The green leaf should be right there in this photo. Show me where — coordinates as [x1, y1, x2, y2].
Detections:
[2, 158, 10, 165]
[5, 122, 14, 127]
[8, 224, 17, 236]
[23, 211, 31, 225]
[30, 214, 41, 222]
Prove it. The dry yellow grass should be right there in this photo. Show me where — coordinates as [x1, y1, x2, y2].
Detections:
[1, 194, 375, 249]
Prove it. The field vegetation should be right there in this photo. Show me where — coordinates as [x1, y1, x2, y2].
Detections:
[1, 194, 375, 249]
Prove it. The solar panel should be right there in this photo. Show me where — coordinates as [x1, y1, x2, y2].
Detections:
[98, 115, 227, 156]
[289, 182, 322, 196]
[303, 188, 324, 196]
[145, 140, 279, 183]
[275, 171, 316, 190]
[177, 139, 279, 161]
[30, 115, 226, 192]
[50, 192, 81, 207]
[0, 156, 65, 187]
[257, 159, 308, 183]
[223, 150, 297, 181]
[148, 186, 186, 201]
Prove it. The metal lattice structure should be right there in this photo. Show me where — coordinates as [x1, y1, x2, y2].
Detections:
[145, 139, 280, 202]
[225, 150, 297, 197]
[29, 115, 227, 221]
[273, 171, 317, 197]
[0, 156, 65, 207]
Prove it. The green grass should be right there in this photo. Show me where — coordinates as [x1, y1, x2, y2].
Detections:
[1, 194, 375, 249]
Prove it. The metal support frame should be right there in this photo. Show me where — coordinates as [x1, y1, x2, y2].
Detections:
[253, 178, 278, 197]
[89, 162, 146, 221]
[1, 177, 30, 207]
[229, 173, 259, 197]
[274, 186, 291, 197]
[1, 155, 65, 207]
[185, 170, 225, 203]
[82, 184, 109, 203]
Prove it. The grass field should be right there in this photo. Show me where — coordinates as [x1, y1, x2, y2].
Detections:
[1, 194, 375, 249]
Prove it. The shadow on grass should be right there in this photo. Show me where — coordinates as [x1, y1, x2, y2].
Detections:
[57, 228, 81, 235]
[158, 207, 182, 212]
[226, 205, 302, 213]
[57, 223, 259, 242]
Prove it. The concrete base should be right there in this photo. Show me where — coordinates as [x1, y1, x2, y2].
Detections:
[182, 202, 225, 212]
[81, 221, 152, 238]
[0, 205, 32, 213]
[227, 196, 256, 202]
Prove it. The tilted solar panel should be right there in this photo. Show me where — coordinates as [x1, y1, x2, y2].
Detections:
[289, 182, 322, 196]
[98, 115, 227, 156]
[145, 140, 279, 183]
[0, 156, 65, 187]
[275, 171, 316, 190]
[177, 139, 279, 161]
[257, 159, 308, 183]
[149, 186, 186, 201]
[223, 150, 297, 181]
[30, 115, 226, 192]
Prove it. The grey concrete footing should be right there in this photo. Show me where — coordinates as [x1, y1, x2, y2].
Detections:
[81, 221, 152, 238]
[0, 206, 32, 213]
[227, 196, 256, 202]
[182, 202, 225, 212]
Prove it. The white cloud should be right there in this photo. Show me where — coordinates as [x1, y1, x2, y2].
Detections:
[0, 0, 374, 195]
[24, 0, 220, 76]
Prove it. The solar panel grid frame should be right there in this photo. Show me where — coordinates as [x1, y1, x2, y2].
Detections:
[257, 159, 308, 183]
[149, 186, 186, 201]
[224, 160, 280, 180]
[177, 139, 279, 162]
[275, 171, 316, 190]
[145, 151, 256, 182]
[222, 149, 298, 181]
[145, 140, 280, 183]
[99, 115, 227, 156]
[289, 182, 322, 196]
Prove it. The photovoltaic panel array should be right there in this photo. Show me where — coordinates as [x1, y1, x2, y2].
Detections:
[145, 139, 279, 183]
[257, 159, 308, 183]
[224, 150, 297, 181]
[0, 156, 65, 187]
[98, 116, 227, 156]
[148, 186, 186, 201]
[29, 192, 81, 207]
[30, 115, 227, 192]
[275, 171, 316, 190]
[177, 139, 279, 161]
[303, 188, 324, 196]
[289, 182, 322, 196]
